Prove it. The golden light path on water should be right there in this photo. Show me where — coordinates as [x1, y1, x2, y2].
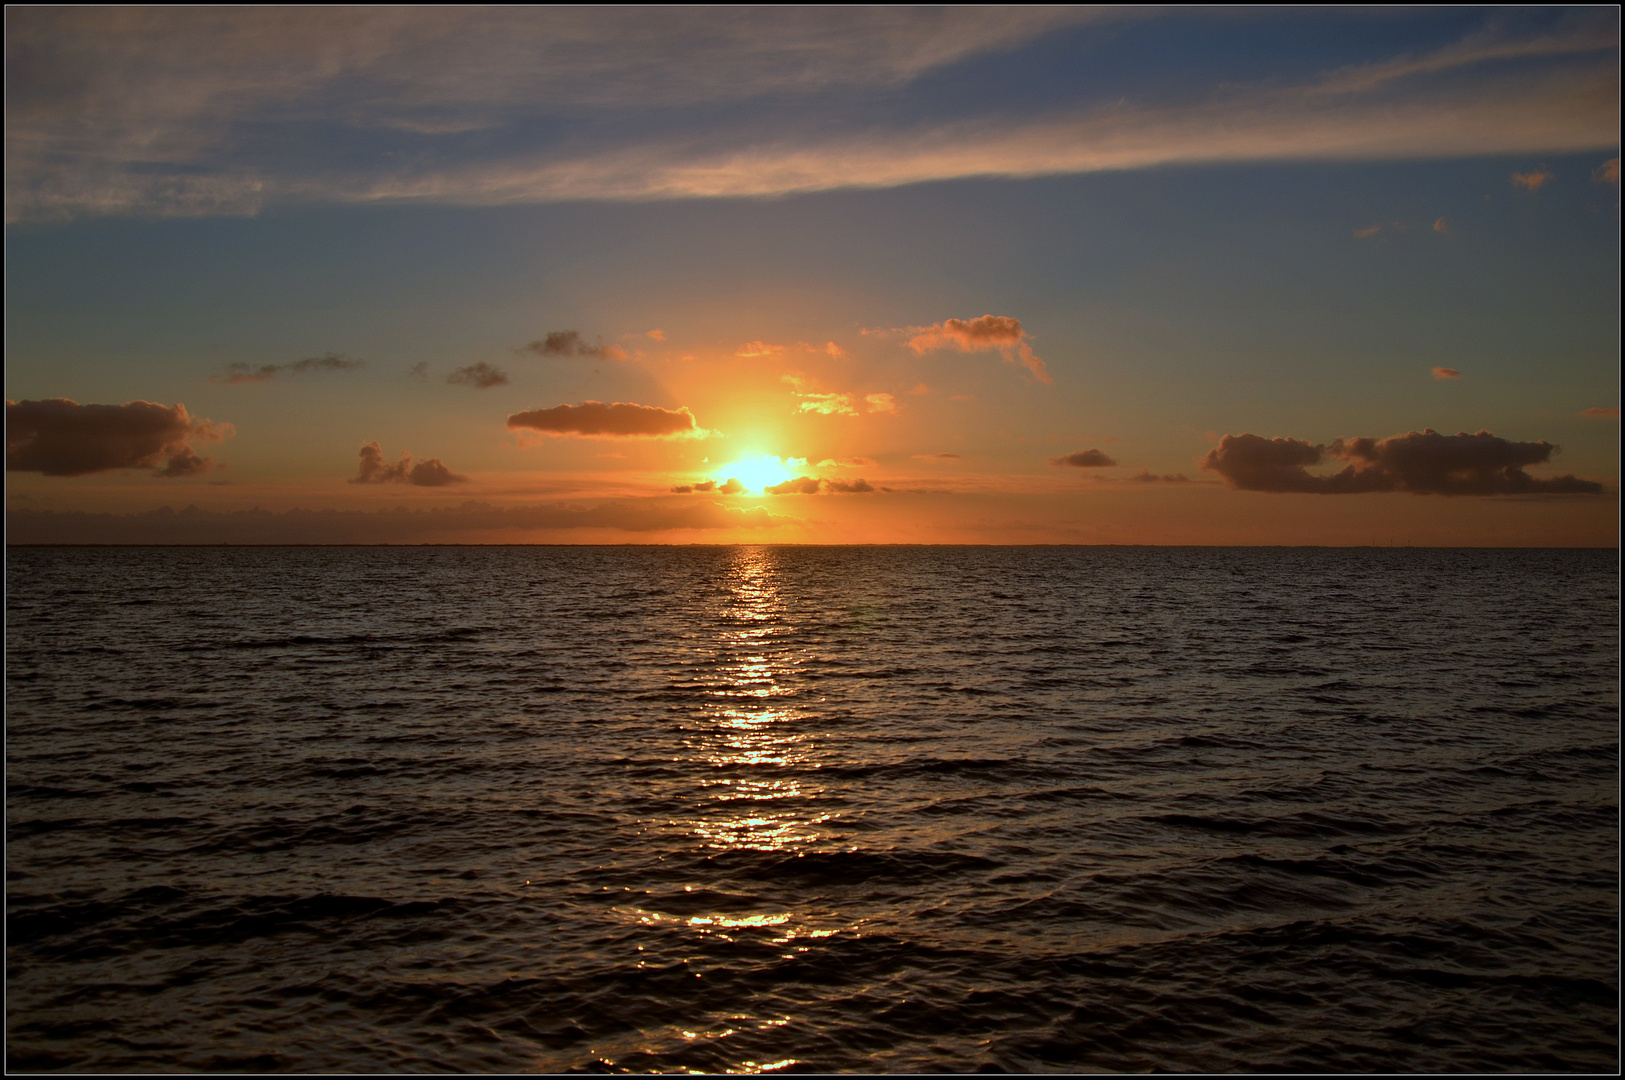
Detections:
[608, 548, 841, 1074]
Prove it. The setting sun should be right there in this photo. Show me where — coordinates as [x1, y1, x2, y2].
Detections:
[715, 454, 802, 494]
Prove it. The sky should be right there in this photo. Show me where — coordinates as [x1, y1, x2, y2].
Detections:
[5, 6, 1619, 546]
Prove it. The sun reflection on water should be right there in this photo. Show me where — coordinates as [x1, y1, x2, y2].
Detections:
[621, 549, 846, 1073]
[681, 547, 833, 856]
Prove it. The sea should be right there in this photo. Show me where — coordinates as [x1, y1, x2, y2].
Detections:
[5, 545, 1618, 1073]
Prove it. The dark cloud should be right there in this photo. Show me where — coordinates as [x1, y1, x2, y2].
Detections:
[1125, 470, 1193, 483]
[6, 397, 231, 477]
[350, 441, 467, 486]
[825, 478, 875, 493]
[1201, 429, 1603, 495]
[507, 400, 700, 438]
[765, 475, 822, 495]
[447, 362, 509, 388]
[211, 352, 365, 384]
[157, 447, 213, 477]
[913, 452, 962, 460]
[1050, 449, 1118, 468]
[518, 331, 629, 361]
[6, 499, 787, 544]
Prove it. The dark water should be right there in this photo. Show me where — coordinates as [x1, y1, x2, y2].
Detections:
[6, 546, 1618, 1073]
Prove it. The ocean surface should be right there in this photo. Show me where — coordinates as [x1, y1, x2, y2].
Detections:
[5, 545, 1618, 1073]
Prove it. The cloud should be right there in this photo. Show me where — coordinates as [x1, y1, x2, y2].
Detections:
[646, 328, 666, 341]
[1580, 406, 1619, 418]
[506, 400, 702, 437]
[350, 441, 468, 486]
[674, 472, 878, 495]
[447, 362, 509, 388]
[7, 10, 1616, 221]
[1511, 167, 1555, 191]
[763, 475, 876, 494]
[736, 340, 785, 360]
[765, 475, 822, 495]
[908, 314, 1051, 383]
[210, 352, 365, 384]
[797, 392, 859, 416]
[6, 397, 231, 476]
[6, 498, 789, 544]
[913, 452, 962, 461]
[1125, 471, 1193, 483]
[1431, 366, 1462, 380]
[864, 392, 898, 415]
[155, 447, 212, 478]
[1200, 429, 1603, 495]
[824, 341, 848, 360]
[518, 331, 629, 361]
[1594, 157, 1620, 186]
[1309, 14, 1619, 95]
[407, 362, 429, 380]
[1050, 449, 1118, 468]
[1354, 224, 1383, 238]
[816, 456, 876, 467]
[1433, 217, 1449, 233]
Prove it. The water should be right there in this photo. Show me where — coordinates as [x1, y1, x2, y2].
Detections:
[6, 545, 1618, 1073]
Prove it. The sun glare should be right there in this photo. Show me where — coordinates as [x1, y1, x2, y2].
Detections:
[717, 454, 800, 493]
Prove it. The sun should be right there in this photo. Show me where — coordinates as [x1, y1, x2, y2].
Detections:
[717, 454, 799, 493]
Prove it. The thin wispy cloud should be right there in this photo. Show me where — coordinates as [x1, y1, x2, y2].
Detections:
[7, 9, 1616, 221]
[447, 362, 509, 388]
[7, 498, 787, 543]
[210, 353, 364, 384]
[1431, 367, 1462, 380]
[518, 331, 629, 361]
[737, 341, 785, 360]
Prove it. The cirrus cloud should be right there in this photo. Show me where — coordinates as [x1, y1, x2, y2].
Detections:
[6, 397, 231, 477]
[506, 400, 704, 438]
[1200, 429, 1603, 495]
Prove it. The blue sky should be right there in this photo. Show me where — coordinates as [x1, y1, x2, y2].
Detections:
[5, 7, 1618, 544]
